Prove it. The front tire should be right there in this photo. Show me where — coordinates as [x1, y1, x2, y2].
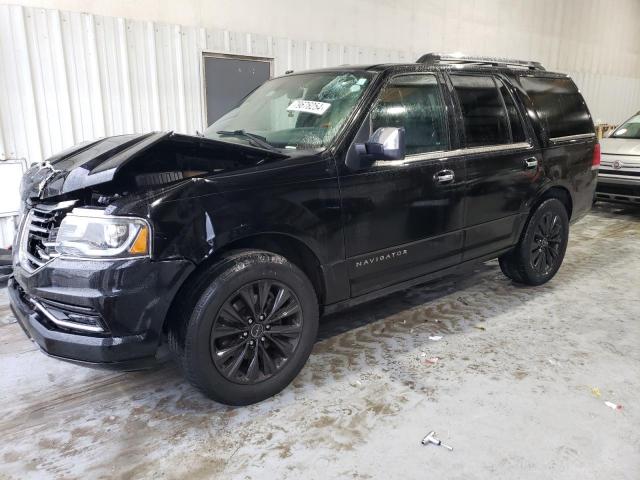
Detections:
[171, 250, 319, 405]
[499, 198, 569, 286]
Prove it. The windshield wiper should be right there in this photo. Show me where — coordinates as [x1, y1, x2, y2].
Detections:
[216, 130, 279, 152]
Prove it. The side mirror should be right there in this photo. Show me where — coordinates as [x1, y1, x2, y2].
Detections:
[356, 127, 406, 161]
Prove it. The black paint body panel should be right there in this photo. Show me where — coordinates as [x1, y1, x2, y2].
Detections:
[10, 61, 598, 368]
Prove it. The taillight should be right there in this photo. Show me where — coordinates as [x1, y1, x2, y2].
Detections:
[592, 143, 601, 169]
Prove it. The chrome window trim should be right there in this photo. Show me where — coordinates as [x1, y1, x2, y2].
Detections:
[549, 133, 596, 143]
[376, 141, 533, 166]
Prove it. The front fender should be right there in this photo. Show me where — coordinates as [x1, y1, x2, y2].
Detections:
[144, 185, 343, 267]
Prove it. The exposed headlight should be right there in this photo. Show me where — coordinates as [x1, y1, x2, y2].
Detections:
[56, 208, 150, 258]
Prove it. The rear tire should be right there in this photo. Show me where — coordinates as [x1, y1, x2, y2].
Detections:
[499, 198, 569, 286]
[169, 250, 319, 405]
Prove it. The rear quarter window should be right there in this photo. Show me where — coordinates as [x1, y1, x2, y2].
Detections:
[519, 76, 593, 139]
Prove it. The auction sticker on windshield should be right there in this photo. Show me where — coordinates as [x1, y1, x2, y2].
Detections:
[287, 99, 331, 115]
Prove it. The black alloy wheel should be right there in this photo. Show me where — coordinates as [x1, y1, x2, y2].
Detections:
[211, 281, 303, 384]
[530, 210, 563, 275]
[498, 198, 569, 286]
[169, 249, 319, 406]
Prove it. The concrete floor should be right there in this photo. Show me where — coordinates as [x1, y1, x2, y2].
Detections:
[1, 202, 639, 480]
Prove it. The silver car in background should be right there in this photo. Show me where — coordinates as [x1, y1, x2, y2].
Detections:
[596, 111, 640, 205]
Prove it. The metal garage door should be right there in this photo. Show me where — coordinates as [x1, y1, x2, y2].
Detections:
[203, 53, 273, 128]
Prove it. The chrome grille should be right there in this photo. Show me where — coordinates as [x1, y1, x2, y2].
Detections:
[19, 201, 76, 272]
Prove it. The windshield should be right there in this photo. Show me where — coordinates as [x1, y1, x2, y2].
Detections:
[204, 71, 374, 151]
[611, 114, 640, 139]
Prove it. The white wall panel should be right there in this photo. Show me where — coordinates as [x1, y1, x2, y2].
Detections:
[0, 1, 639, 169]
[0, 217, 16, 248]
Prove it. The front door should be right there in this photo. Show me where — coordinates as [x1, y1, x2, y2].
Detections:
[338, 73, 465, 296]
[447, 73, 543, 260]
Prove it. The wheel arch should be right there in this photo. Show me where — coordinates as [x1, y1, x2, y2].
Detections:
[534, 184, 573, 219]
[510, 184, 574, 252]
[162, 232, 326, 336]
[212, 233, 326, 305]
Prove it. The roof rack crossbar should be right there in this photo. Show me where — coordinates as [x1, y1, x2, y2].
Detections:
[417, 53, 545, 71]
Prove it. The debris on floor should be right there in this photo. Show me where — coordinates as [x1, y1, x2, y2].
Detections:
[1, 204, 638, 479]
[604, 401, 623, 411]
[421, 431, 453, 451]
[422, 357, 439, 366]
[591, 387, 601, 398]
[429, 335, 443, 341]
[457, 297, 470, 306]
[473, 324, 486, 331]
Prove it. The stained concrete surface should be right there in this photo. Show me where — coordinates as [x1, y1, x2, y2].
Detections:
[0, 202, 639, 479]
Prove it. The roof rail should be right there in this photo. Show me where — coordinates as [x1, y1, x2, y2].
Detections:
[416, 53, 545, 71]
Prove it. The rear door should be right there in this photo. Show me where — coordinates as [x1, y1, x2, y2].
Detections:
[447, 73, 543, 260]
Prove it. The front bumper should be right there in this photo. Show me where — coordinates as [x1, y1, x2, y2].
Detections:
[596, 173, 640, 205]
[9, 256, 193, 369]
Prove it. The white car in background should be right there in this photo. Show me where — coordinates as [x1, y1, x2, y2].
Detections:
[596, 111, 640, 205]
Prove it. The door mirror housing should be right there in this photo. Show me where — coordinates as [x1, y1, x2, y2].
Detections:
[356, 127, 406, 162]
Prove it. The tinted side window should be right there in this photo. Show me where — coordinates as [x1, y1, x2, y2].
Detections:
[519, 76, 593, 138]
[497, 79, 526, 142]
[451, 75, 511, 147]
[371, 74, 448, 155]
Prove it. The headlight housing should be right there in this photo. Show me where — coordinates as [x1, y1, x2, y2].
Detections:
[55, 208, 151, 258]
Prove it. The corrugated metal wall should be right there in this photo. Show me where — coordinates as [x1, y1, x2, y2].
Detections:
[2, 2, 640, 166]
[0, 2, 639, 244]
[0, 4, 414, 243]
[0, 4, 415, 163]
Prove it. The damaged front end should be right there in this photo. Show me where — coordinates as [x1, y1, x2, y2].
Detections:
[20, 131, 286, 202]
[10, 131, 285, 369]
[16, 131, 287, 264]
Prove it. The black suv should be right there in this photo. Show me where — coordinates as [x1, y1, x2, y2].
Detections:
[9, 53, 599, 405]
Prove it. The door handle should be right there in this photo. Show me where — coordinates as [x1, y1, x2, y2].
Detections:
[435, 169, 455, 184]
[524, 157, 538, 169]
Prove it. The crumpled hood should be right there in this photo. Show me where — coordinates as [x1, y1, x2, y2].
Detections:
[20, 132, 284, 201]
[21, 132, 169, 201]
